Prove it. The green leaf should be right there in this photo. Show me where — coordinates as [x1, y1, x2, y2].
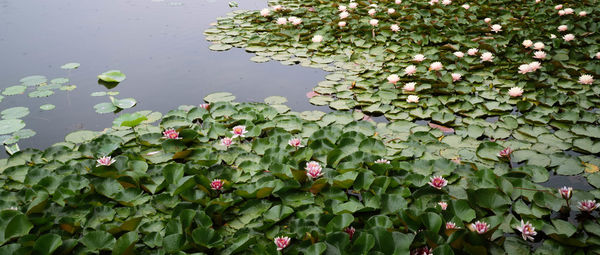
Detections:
[112, 231, 138, 255]
[113, 113, 147, 127]
[0, 119, 26, 135]
[81, 231, 116, 251]
[4, 214, 33, 243]
[476, 142, 504, 161]
[98, 70, 126, 83]
[33, 234, 63, 255]
[94, 102, 118, 114]
[61, 62, 80, 69]
[326, 213, 354, 233]
[40, 104, 56, 110]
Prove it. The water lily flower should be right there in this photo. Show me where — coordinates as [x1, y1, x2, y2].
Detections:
[369, 19, 379, 26]
[406, 95, 419, 103]
[375, 158, 391, 164]
[484, 18, 491, 23]
[516, 220, 537, 241]
[442, 0, 452, 5]
[368, 3, 378, 8]
[533, 51, 546, 59]
[522, 40, 533, 48]
[558, 10, 565, 16]
[338, 5, 347, 11]
[276, 17, 287, 25]
[550, 34, 557, 39]
[518, 64, 532, 74]
[344, 226, 356, 239]
[490, 24, 502, 33]
[559, 186, 573, 200]
[312, 35, 323, 43]
[535, 0, 541, 3]
[508, 87, 523, 97]
[533, 42, 544, 50]
[368, 9, 376, 16]
[578, 200, 599, 212]
[96, 156, 116, 167]
[395, 0, 402, 4]
[221, 137, 233, 147]
[579, 11, 587, 17]
[274, 236, 291, 251]
[596, 52, 600, 59]
[462, 4, 470, 9]
[199, 103, 210, 110]
[163, 128, 180, 139]
[563, 34, 575, 42]
[438, 201, 448, 210]
[403, 82, 416, 91]
[471, 221, 490, 234]
[405, 65, 417, 76]
[388, 8, 395, 14]
[272, 5, 282, 11]
[390, 24, 400, 32]
[349, 2, 358, 8]
[413, 54, 426, 62]
[210, 179, 224, 191]
[288, 16, 302, 25]
[454, 51, 464, 58]
[338, 21, 347, 27]
[446, 222, 458, 229]
[428, 176, 448, 189]
[528, 61, 541, 71]
[305, 161, 323, 179]
[451, 73, 462, 82]
[429, 0, 439, 5]
[480, 52, 494, 62]
[231, 125, 248, 138]
[288, 138, 303, 148]
[579, 74, 594, 85]
[555, 4, 563, 10]
[564, 8, 573, 14]
[558, 25, 568, 31]
[339, 11, 349, 19]
[260, 8, 270, 17]
[411, 247, 433, 255]
[387, 74, 400, 85]
[429, 62, 443, 71]
[467, 48, 478, 56]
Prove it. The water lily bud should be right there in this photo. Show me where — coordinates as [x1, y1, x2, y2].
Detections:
[563, 33, 574, 42]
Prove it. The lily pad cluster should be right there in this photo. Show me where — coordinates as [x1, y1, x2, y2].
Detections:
[0, 99, 598, 254]
[205, 0, 600, 191]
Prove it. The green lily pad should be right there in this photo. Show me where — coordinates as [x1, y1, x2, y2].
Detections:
[50, 78, 69, 84]
[60, 85, 77, 91]
[98, 70, 126, 83]
[2, 85, 27, 96]
[40, 104, 56, 111]
[91, 92, 107, 97]
[0, 119, 26, 135]
[28, 90, 54, 98]
[264, 96, 287, 105]
[113, 113, 147, 127]
[64, 130, 98, 143]
[204, 92, 235, 103]
[60, 62, 80, 69]
[209, 44, 232, 51]
[20, 75, 47, 86]
[94, 102, 118, 114]
[1, 107, 30, 119]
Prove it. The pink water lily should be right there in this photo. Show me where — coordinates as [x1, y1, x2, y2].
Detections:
[338, 5, 347, 12]
[312, 35, 323, 43]
[516, 220, 537, 241]
[406, 95, 419, 103]
[480, 52, 494, 62]
[221, 137, 233, 148]
[533, 42, 544, 50]
[429, 62, 443, 71]
[529, 61, 541, 71]
[558, 10, 565, 16]
[405, 65, 417, 76]
[518, 64, 532, 74]
[375, 158, 391, 164]
[441, 0, 451, 5]
[344, 226, 355, 239]
[413, 54, 426, 62]
[508, 87, 524, 98]
[490, 24, 502, 33]
[403, 82, 416, 92]
[471, 221, 490, 234]
[387, 74, 400, 85]
[438, 201, 448, 210]
[387, 8, 395, 14]
[579, 11, 587, 17]
[453, 51, 464, 58]
[596, 52, 600, 59]
[484, 18, 491, 23]
[260, 8, 270, 17]
[288, 16, 302, 26]
[288, 138, 303, 148]
[411, 247, 433, 255]
[272, 5, 282, 11]
[305, 161, 323, 179]
[451, 73, 462, 82]
[369, 19, 379, 26]
[559, 186, 573, 200]
[368, 9, 376, 16]
[163, 128, 180, 139]
[446, 221, 458, 229]
[579, 74, 594, 85]
[498, 147, 513, 159]
[338, 21, 347, 27]
[96, 156, 116, 167]
[554, 4, 563, 10]
[563, 34, 575, 42]
[578, 200, 599, 212]
[274, 236, 291, 251]
[467, 48, 478, 56]
[349, 2, 358, 8]
[462, 4, 469, 9]
[231, 125, 248, 138]
[564, 8, 573, 14]
[199, 103, 210, 110]
[276, 17, 287, 25]
[390, 24, 400, 32]
[522, 40, 533, 48]
[428, 176, 448, 189]
[339, 11, 349, 19]
[558, 25, 568, 31]
[395, 0, 402, 4]
[210, 179, 224, 191]
[533, 51, 546, 59]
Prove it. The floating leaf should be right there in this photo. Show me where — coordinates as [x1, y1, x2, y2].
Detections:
[94, 102, 118, 114]
[98, 70, 126, 83]
[0, 119, 26, 134]
[2, 85, 27, 96]
[204, 92, 235, 103]
[28, 90, 54, 98]
[60, 62, 80, 69]
[113, 113, 147, 127]
[39, 104, 55, 111]
[1, 107, 29, 119]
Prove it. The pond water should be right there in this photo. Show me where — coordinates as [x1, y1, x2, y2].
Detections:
[0, 0, 327, 151]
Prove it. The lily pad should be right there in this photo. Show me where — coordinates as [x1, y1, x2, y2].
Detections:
[98, 70, 126, 83]
[113, 113, 147, 127]
[1, 107, 30, 119]
[2, 85, 27, 96]
[0, 119, 26, 135]
[60, 62, 80, 69]
[39, 104, 56, 111]
[28, 90, 54, 98]
[204, 92, 235, 103]
[94, 102, 118, 114]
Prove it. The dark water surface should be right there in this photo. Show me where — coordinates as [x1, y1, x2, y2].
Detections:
[0, 0, 326, 151]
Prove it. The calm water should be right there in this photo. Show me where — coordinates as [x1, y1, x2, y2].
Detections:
[0, 0, 327, 151]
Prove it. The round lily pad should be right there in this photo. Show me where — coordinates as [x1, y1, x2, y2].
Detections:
[61, 62, 80, 69]
[204, 92, 235, 103]
[98, 70, 126, 83]
[29, 90, 54, 98]
[209, 44, 232, 51]
[1, 107, 30, 119]
[264, 96, 288, 105]
[50, 78, 69, 84]
[60, 85, 77, 91]
[0, 119, 26, 135]
[94, 102, 118, 114]
[64, 130, 98, 144]
[113, 98, 137, 109]
[40, 104, 56, 111]
[91, 92, 107, 97]
[2, 85, 27, 96]
[20, 75, 47, 86]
